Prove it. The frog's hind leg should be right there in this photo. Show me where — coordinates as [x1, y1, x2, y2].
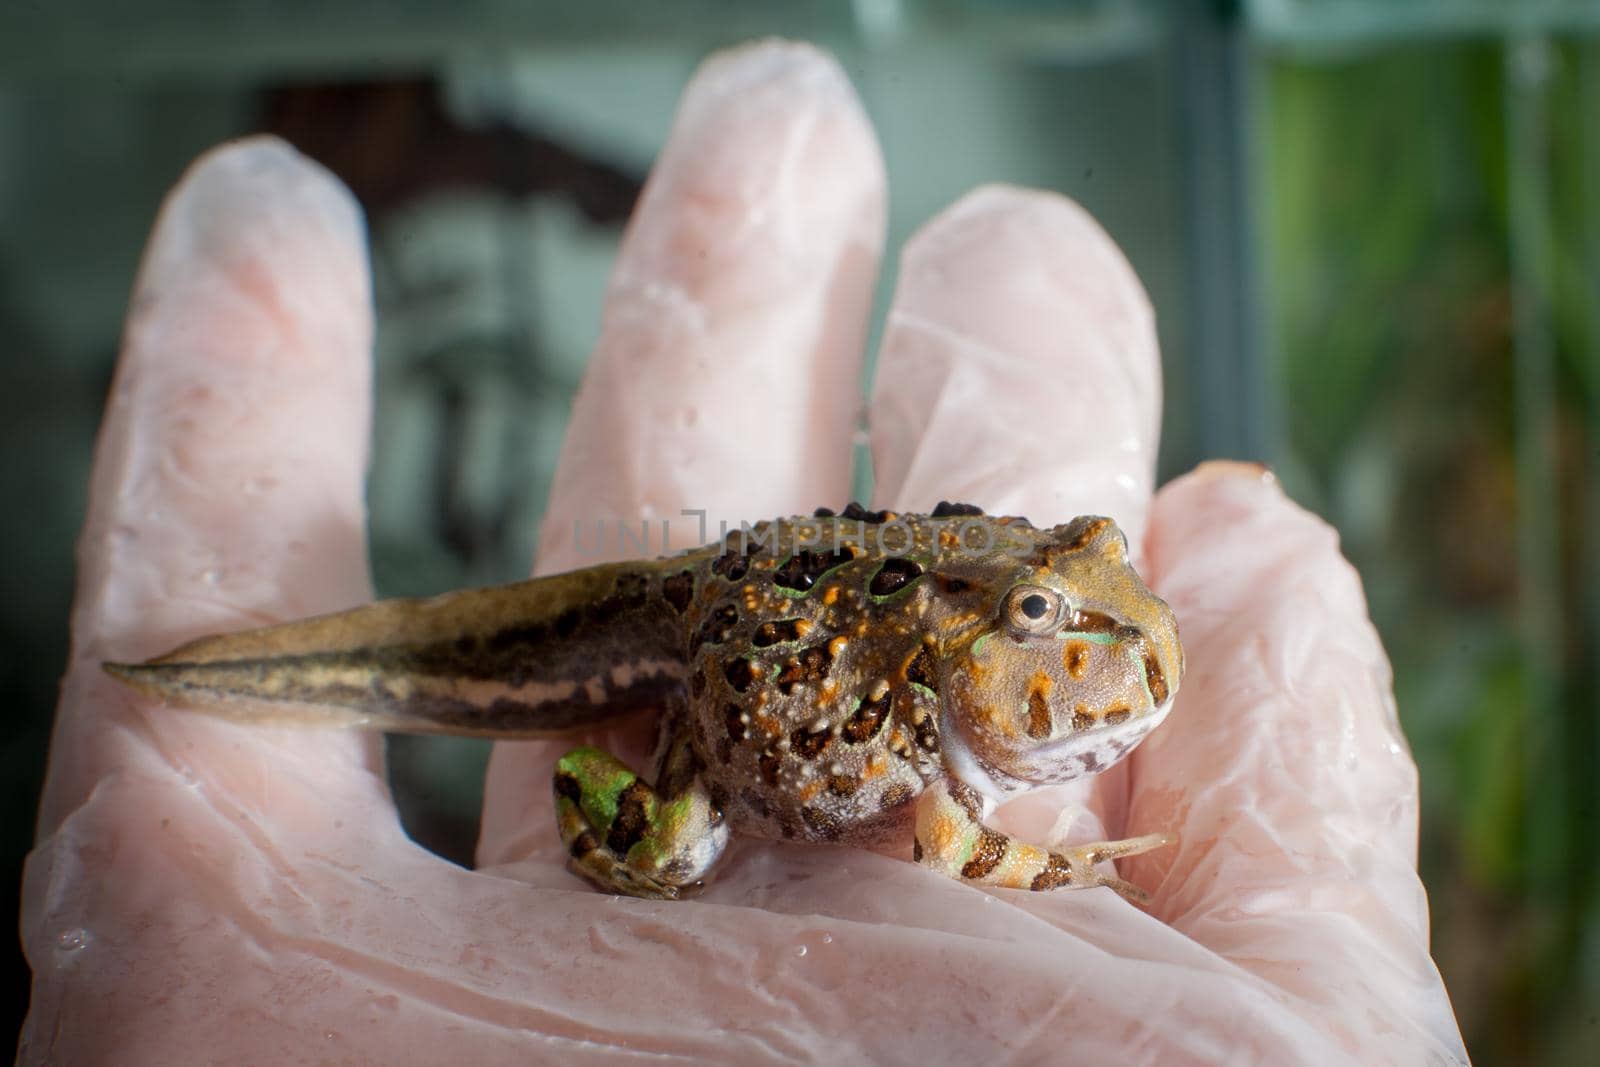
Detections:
[552, 742, 728, 900]
[914, 777, 1173, 904]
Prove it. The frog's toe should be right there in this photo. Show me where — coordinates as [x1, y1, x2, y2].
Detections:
[558, 818, 680, 898]
[1056, 831, 1174, 904]
[1092, 874, 1152, 905]
[1081, 831, 1176, 862]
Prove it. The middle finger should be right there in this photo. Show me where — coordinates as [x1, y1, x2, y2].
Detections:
[478, 41, 888, 868]
[869, 186, 1166, 849]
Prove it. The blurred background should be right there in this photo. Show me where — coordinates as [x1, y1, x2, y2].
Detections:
[1, 0, 1596, 1061]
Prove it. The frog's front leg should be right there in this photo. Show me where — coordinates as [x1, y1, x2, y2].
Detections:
[552, 746, 728, 900]
[914, 777, 1173, 904]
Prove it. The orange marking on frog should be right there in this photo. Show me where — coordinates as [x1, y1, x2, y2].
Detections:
[979, 703, 1018, 739]
[1065, 518, 1111, 550]
[1063, 641, 1090, 679]
[926, 812, 964, 858]
[1026, 671, 1053, 740]
[823, 587, 840, 606]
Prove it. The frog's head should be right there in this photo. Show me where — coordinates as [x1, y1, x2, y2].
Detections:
[942, 516, 1183, 795]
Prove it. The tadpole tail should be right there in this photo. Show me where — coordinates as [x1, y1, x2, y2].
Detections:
[103, 555, 709, 737]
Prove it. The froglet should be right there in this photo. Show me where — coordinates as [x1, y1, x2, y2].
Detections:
[107, 503, 1184, 902]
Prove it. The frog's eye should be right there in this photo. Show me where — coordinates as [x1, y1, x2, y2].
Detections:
[1003, 585, 1066, 636]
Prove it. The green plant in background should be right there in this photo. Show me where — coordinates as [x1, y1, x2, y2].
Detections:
[1259, 35, 1599, 1066]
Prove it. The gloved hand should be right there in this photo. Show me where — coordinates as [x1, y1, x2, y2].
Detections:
[22, 40, 1467, 1065]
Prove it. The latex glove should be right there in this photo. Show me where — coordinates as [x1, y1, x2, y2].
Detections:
[22, 40, 1468, 1066]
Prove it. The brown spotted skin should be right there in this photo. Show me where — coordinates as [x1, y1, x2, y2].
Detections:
[107, 504, 1184, 899]
[682, 508, 1182, 851]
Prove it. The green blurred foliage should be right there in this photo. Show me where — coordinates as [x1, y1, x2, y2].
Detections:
[1261, 34, 1599, 1067]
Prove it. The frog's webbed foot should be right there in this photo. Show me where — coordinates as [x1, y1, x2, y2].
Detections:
[552, 746, 729, 900]
[914, 777, 1173, 904]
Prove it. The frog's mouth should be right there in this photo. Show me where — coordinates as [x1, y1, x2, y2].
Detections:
[1018, 693, 1177, 782]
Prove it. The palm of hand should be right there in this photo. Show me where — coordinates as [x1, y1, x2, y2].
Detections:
[23, 42, 1465, 1065]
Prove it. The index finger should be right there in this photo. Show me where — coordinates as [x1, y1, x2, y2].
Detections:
[38, 137, 380, 835]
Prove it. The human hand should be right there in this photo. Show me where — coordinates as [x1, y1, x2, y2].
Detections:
[23, 41, 1467, 1064]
